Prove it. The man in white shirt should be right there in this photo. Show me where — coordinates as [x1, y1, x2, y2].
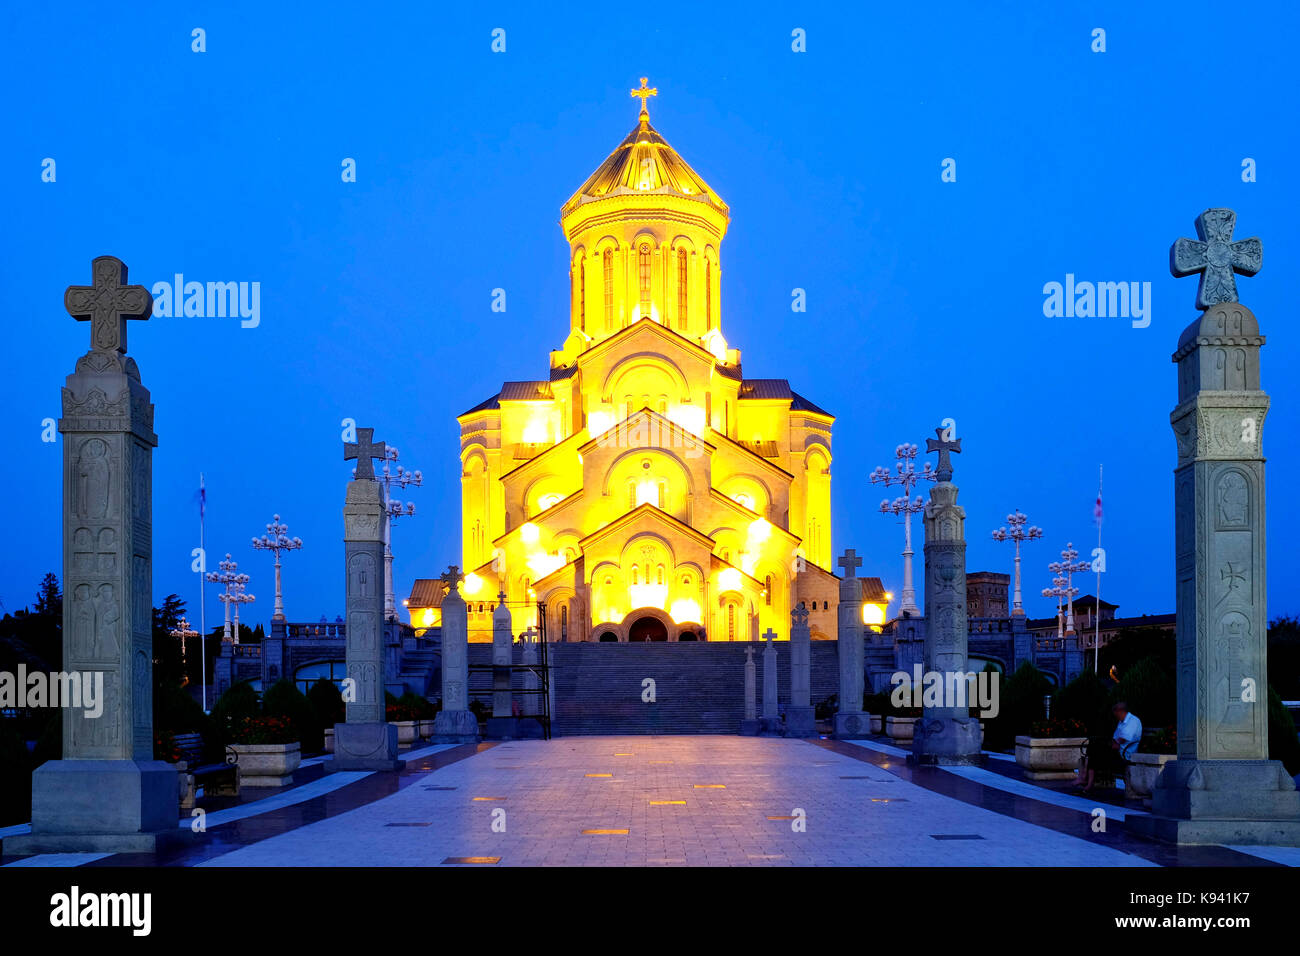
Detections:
[1112, 702, 1143, 760]
[1078, 701, 1142, 792]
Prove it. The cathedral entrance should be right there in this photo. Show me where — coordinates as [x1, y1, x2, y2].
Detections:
[628, 616, 669, 642]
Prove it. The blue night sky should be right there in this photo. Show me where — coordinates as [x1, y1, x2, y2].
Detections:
[2, 1, 1296, 630]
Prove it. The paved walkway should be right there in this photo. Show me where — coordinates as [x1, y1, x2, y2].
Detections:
[196, 736, 1157, 867]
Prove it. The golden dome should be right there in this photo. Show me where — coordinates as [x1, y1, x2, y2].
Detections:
[562, 113, 728, 218]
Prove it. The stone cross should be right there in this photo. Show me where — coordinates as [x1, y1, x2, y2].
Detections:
[64, 256, 152, 354]
[433, 565, 479, 742]
[743, 645, 757, 722]
[1171, 208, 1262, 311]
[786, 603, 815, 736]
[837, 548, 862, 579]
[1128, 210, 1300, 845]
[913, 433, 981, 764]
[333, 456, 400, 770]
[441, 566, 462, 590]
[491, 591, 513, 718]
[14, 256, 174, 855]
[835, 551, 868, 738]
[761, 629, 779, 720]
[926, 427, 962, 481]
[521, 621, 539, 718]
[344, 427, 387, 481]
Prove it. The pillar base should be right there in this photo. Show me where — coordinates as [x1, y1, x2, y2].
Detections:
[784, 706, 817, 738]
[332, 722, 402, 771]
[1127, 759, 1300, 846]
[833, 711, 870, 739]
[739, 718, 760, 736]
[758, 716, 783, 737]
[433, 709, 480, 744]
[911, 715, 984, 765]
[5, 759, 180, 856]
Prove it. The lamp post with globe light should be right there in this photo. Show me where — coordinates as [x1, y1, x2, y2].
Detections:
[377, 448, 422, 621]
[1047, 542, 1091, 637]
[251, 513, 303, 620]
[870, 443, 935, 617]
[991, 511, 1043, 615]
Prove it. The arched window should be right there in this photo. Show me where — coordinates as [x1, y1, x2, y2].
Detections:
[823, 601, 829, 610]
[561, 604, 568, 641]
[603, 248, 615, 331]
[765, 575, 772, 606]
[577, 258, 586, 331]
[677, 249, 688, 329]
[631, 564, 640, 585]
[727, 603, 736, 640]
[656, 565, 665, 586]
[638, 244, 652, 320]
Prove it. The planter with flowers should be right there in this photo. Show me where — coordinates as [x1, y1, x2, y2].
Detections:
[229, 716, 301, 787]
[1015, 718, 1088, 780]
[1125, 727, 1177, 806]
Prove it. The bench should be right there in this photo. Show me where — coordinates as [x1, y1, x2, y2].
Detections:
[175, 732, 239, 808]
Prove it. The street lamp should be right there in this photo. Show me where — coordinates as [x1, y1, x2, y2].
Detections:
[991, 510, 1043, 615]
[1047, 542, 1091, 636]
[169, 617, 199, 671]
[251, 513, 303, 620]
[206, 554, 252, 644]
[870, 443, 935, 616]
[229, 581, 255, 644]
[377, 447, 422, 621]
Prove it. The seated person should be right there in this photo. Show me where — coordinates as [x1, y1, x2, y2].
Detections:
[1077, 701, 1142, 792]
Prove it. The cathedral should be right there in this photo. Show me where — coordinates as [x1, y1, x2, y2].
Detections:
[408, 81, 854, 643]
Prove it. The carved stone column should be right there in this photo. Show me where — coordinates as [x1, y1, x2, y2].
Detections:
[834, 549, 869, 739]
[11, 257, 178, 855]
[911, 429, 982, 765]
[1131, 209, 1300, 843]
[334, 428, 400, 770]
[434, 570, 480, 743]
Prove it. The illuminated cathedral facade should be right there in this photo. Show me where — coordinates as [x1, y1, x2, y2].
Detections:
[410, 82, 842, 643]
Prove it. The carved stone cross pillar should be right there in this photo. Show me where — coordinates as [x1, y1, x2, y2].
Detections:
[12, 256, 178, 855]
[334, 432, 401, 770]
[1131, 209, 1300, 845]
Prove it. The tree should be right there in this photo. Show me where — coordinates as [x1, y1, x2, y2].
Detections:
[33, 573, 61, 618]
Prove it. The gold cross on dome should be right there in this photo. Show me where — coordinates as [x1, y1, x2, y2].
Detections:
[630, 77, 657, 117]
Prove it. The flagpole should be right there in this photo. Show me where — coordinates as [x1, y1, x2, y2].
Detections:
[1095, 464, 1102, 674]
[200, 472, 208, 712]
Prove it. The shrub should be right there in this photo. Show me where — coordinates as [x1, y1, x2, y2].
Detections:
[306, 678, 345, 729]
[1115, 655, 1175, 729]
[213, 681, 259, 724]
[263, 679, 322, 752]
[984, 662, 1053, 751]
[1268, 687, 1300, 776]
[815, 694, 838, 720]
[1053, 671, 1113, 737]
[0, 722, 31, 826]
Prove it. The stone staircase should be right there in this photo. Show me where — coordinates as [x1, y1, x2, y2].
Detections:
[549, 641, 841, 735]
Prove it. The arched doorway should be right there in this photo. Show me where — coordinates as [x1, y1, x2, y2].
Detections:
[628, 616, 668, 642]
[598, 631, 619, 642]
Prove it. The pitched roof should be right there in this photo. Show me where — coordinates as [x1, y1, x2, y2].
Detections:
[498, 381, 553, 402]
[407, 579, 447, 609]
[738, 378, 833, 418]
[859, 577, 888, 604]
